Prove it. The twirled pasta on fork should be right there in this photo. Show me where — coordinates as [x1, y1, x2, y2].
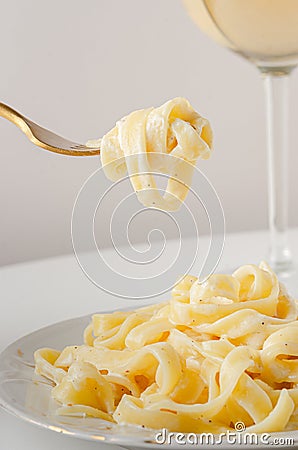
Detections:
[87, 97, 212, 211]
[35, 262, 298, 433]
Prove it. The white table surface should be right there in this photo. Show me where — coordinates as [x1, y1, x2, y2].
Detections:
[1, 228, 298, 450]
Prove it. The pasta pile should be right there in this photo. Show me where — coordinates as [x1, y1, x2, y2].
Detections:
[34, 262, 298, 433]
[87, 97, 212, 211]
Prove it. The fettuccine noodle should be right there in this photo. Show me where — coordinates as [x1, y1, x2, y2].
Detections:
[87, 97, 212, 211]
[35, 262, 298, 433]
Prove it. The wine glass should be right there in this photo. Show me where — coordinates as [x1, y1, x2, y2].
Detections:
[183, 0, 298, 280]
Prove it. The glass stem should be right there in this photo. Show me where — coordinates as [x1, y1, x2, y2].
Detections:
[263, 73, 292, 273]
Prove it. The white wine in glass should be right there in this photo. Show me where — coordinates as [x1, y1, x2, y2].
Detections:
[183, 0, 298, 276]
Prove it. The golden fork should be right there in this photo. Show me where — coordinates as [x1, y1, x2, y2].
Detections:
[0, 102, 100, 156]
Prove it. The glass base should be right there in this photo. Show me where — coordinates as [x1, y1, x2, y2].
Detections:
[270, 260, 295, 277]
[276, 264, 298, 297]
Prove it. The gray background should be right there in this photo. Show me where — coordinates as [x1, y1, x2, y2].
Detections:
[1, 0, 298, 266]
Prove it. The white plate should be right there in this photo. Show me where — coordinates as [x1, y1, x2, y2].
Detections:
[0, 314, 297, 449]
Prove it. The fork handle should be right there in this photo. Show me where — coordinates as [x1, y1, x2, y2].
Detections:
[0, 102, 100, 156]
[0, 102, 34, 138]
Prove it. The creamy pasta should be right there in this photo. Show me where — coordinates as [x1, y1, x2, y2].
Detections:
[35, 262, 298, 433]
[87, 97, 212, 211]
